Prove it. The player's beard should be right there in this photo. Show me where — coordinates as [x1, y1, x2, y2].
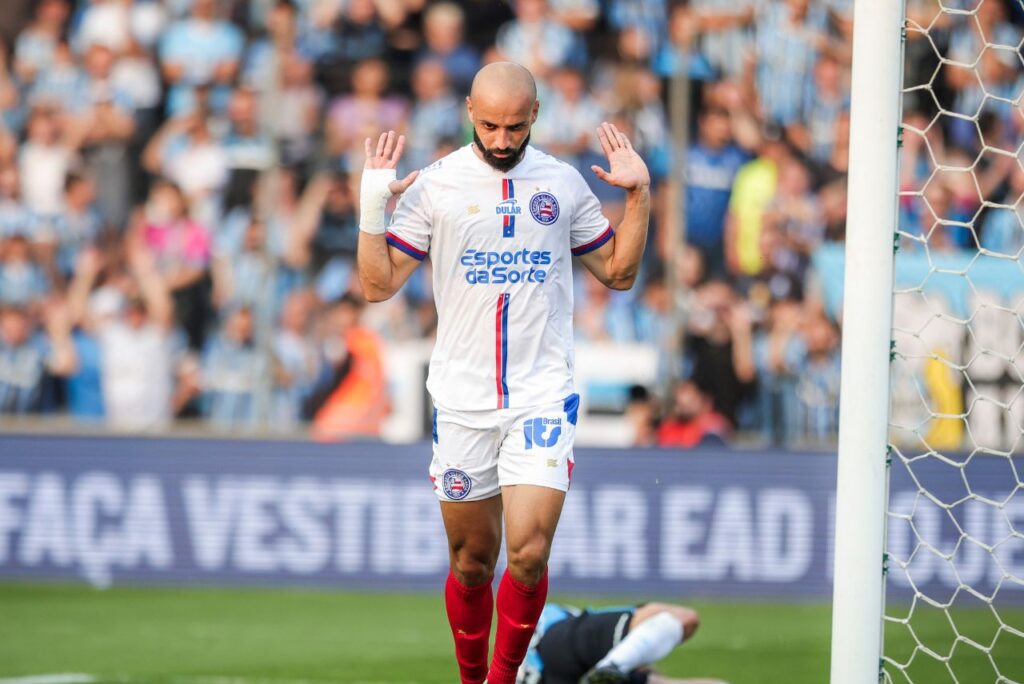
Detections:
[473, 130, 530, 172]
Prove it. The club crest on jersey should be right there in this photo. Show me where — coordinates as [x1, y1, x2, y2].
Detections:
[529, 192, 560, 225]
[442, 468, 472, 500]
[495, 198, 522, 216]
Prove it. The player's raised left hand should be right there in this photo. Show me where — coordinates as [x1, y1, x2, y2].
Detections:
[364, 130, 419, 196]
[591, 122, 650, 192]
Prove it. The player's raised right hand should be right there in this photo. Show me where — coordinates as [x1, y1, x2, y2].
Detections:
[364, 131, 419, 196]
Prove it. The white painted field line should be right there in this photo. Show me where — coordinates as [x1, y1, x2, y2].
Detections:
[0, 674, 95, 684]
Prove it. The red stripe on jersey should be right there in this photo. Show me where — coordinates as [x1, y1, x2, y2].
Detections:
[495, 294, 504, 409]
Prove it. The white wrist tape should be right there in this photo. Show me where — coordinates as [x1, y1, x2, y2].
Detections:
[359, 168, 397, 235]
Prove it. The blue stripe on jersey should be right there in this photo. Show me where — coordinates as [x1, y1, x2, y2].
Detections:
[385, 232, 427, 260]
[500, 293, 510, 408]
[571, 225, 614, 256]
[503, 179, 515, 238]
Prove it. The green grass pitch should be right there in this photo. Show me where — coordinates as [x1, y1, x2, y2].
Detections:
[0, 583, 1021, 683]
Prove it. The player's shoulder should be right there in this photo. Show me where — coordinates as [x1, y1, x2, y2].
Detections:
[416, 145, 474, 181]
[527, 146, 583, 178]
[402, 146, 475, 204]
[527, 146, 591, 194]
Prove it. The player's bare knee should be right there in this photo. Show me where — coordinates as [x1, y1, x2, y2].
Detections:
[505, 541, 550, 585]
[449, 544, 497, 586]
[633, 603, 698, 640]
[673, 606, 700, 638]
[451, 555, 494, 586]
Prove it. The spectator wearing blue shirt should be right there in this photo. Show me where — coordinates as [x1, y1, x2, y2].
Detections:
[44, 172, 101, 281]
[418, 2, 481, 95]
[980, 160, 1024, 257]
[211, 217, 274, 313]
[795, 308, 841, 441]
[201, 304, 267, 429]
[272, 289, 319, 429]
[794, 54, 851, 167]
[683, 107, 751, 277]
[12, 0, 68, 86]
[405, 59, 463, 171]
[73, 43, 137, 228]
[532, 66, 604, 173]
[752, 298, 804, 445]
[0, 47, 25, 136]
[318, 0, 388, 95]
[605, 0, 669, 59]
[0, 233, 49, 307]
[222, 87, 275, 212]
[308, 172, 359, 303]
[496, 0, 579, 79]
[575, 269, 638, 343]
[66, 325, 104, 421]
[243, 0, 310, 88]
[0, 303, 75, 414]
[0, 165, 36, 241]
[158, 0, 244, 116]
[753, 0, 829, 127]
[28, 39, 88, 115]
[532, 66, 602, 169]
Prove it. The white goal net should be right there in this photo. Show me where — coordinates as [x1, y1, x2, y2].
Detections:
[885, 0, 1024, 681]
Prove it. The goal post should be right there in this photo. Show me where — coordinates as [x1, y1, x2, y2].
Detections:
[830, 0, 905, 682]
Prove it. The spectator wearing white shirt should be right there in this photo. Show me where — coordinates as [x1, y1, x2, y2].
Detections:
[18, 105, 74, 220]
[142, 111, 229, 225]
[67, 243, 176, 431]
[74, 0, 133, 55]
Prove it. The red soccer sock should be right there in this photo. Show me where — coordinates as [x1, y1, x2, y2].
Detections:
[445, 570, 494, 684]
[487, 569, 549, 684]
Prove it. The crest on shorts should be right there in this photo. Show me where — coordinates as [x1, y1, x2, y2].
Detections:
[442, 468, 472, 500]
[529, 192, 560, 225]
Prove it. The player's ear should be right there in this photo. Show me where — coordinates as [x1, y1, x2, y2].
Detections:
[531, 100, 539, 123]
[466, 96, 474, 123]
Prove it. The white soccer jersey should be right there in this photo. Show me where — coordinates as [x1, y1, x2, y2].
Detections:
[386, 144, 613, 411]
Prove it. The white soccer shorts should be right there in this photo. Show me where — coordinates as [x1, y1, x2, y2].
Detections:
[429, 393, 579, 502]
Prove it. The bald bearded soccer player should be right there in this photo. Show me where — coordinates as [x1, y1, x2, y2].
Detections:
[357, 62, 651, 684]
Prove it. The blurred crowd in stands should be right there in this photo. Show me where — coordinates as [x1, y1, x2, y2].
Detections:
[0, 0, 1016, 446]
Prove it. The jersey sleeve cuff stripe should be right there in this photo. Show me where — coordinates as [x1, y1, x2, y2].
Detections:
[571, 225, 614, 256]
[385, 232, 427, 260]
